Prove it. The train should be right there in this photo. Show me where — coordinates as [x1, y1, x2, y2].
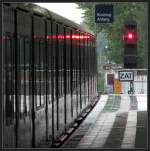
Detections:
[2, 3, 97, 148]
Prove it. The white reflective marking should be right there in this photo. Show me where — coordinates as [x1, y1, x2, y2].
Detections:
[82, 95, 108, 124]
[118, 94, 130, 113]
[136, 94, 147, 111]
[89, 113, 116, 148]
[77, 95, 118, 148]
[78, 94, 131, 148]
[122, 110, 137, 148]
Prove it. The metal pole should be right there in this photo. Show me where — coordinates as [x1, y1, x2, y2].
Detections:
[130, 81, 134, 94]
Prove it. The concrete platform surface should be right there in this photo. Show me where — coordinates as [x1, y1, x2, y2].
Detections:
[62, 94, 147, 149]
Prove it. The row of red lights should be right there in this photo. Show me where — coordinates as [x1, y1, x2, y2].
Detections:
[46, 34, 91, 40]
[1, 35, 94, 41]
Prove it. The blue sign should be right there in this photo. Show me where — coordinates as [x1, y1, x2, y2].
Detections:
[95, 4, 113, 23]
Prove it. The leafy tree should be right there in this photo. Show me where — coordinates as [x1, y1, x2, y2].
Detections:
[78, 2, 148, 68]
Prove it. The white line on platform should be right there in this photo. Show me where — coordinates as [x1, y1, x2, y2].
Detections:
[121, 110, 137, 148]
[136, 94, 147, 111]
[77, 95, 108, 148]
[118, 94, 130, 113]
[82, 95, 108, 125]
[89, 112, 116, 148]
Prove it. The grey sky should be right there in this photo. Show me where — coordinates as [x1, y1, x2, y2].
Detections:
[35, 3, 84, 24]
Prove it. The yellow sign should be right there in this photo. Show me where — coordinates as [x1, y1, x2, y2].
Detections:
[114, 79, 122, 94]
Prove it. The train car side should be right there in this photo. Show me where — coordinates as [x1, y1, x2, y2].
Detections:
[2, 3, 97, 148]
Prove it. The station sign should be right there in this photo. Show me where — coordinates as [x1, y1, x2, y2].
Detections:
[103, 64, 111, 70]
[119, 71, 134, 81]
[95, 4, 113, 23]
[103, 64, 123, 70]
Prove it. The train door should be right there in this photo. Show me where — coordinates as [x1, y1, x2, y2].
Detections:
[93, 39, 97, 98]
[86, 34, 90, 104]
[46, 19, 53, 144]
[94, 39, 97, 98]
[3, 5, 16, 147]
[82, 33, 87, 108]
[89, 35, 92, 102]
[72, 30, 78, 119]
[56, 23, 65, 135]
[65, 27, 72, 125]
[76, 31, 80, 114]
[84, 33, 88, 106]
[91, 37, 95, 100]
[16, 9, 32, 147]
[51, 21, 58, 140]
[80, 32, 86, 110]
[92, 37, 97, 100]
[33, 14, 46, 147]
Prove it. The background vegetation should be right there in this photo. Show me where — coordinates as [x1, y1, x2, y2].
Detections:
[78, 2, 148, 68]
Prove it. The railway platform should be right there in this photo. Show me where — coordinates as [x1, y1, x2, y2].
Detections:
[62, 94, 147, 148]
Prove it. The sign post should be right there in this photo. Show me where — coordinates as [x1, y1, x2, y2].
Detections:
[95, 4, 113, 23]
[129, 81, 134, 94]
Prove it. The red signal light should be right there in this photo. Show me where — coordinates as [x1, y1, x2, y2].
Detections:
[123, 32, 137, 44]
[123, 24, 137, 45]
[128, 33, 133, 39]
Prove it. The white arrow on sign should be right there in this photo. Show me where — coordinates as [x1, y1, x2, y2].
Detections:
[119, 71, 134, 81]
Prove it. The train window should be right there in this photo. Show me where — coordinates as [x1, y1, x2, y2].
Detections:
[41, 97, 44, 105]
[47, 23, 52, 104]
[5, 35, 12, 65]
[25, 39, 30, 67]
[66, 28, 71, 94]
[57, 24, 63, 97]
[35, 97, 45, 107]
[20, 96, 24, 113]
[34, 35, 40, 109]
[19, 37, 24, 95]
[20, 38, 24, 66]
[37, 96, 40, 107]
[25, 38, 30, 113]
[26, 98, 30, 112]
[16, 8, 31, 115]
[35, 37, 45, 109]
[18, 37, 26, 115]
[25, 39, 30, 97]
[40, 39, 45, 105]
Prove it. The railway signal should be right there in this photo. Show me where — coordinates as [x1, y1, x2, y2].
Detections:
[123, 20, 137, 68]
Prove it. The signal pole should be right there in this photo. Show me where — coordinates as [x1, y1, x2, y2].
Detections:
[123, 19, 137, 94]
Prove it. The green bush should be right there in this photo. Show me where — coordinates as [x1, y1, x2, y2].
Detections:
[97, 76, 104, 93]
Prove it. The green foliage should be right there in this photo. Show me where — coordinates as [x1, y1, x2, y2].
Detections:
[97, 75, 104, 92]
[78, 2, 148, 68]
